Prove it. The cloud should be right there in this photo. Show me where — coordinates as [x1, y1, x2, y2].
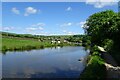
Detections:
[32, 23, 45, 27]
[11, 7, 40, 16]
[11, 7, 20, 14]
[66, 7, 72, 11]
[27, 31, 48, 35]
[62, 30, 74, 35]
[26, 27, 37, 31]
[35, 31, 48, 35]
[77, 21, 90, 29]
[2, 27, 14, 31]
[77, 21, 86, 28]
[26, 27, 44, 31]
[24, 7, 38, 16]
[26, 23, 45, 31]
[38, 27, 44, 30]
[63, 30, 67, 33]
[86, 0, 118, 8]
[67, 31, 74, 35]
[60, 22, 72, 27]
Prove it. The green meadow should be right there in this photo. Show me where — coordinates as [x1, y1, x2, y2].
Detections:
[1, 37, 81, 53]
[1, 32, 85, 53]
[2, 38, 48, 52]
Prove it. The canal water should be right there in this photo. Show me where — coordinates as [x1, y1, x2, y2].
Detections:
[2, 46, 89, 78]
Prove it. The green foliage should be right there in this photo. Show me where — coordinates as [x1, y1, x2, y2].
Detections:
[85, 10, 118, 45]
[80, 52, 106, 80]
[90, 45, 99, 53]
[92, 51, 99, 56]
[102, 39, 113, 51]
[82, 35, 91, 48]
[84, 10, 120, 65]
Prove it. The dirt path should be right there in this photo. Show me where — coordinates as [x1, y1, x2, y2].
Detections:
[102, 52, 120, 79]
[98, 46, 120, 79]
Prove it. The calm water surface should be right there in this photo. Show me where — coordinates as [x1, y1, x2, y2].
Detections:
[2, 46, 89, 78]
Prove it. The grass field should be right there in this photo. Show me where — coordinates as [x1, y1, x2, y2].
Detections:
[1, 37, 77, 53]
[2, 38, 47, 52]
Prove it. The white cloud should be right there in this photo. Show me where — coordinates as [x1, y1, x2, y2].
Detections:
[24, 7, 38, 16]
[32, 23, 45, 27]
[11, 7, 40, 16]
[77, 21, 86, 28]
[79, 21, 86, 25]
[61, 22, 72, 27]
[26, 23, 45, 31]
[63, 30, 67, 33]
[66, 7, 72, 11]
[26, 27, 37, 31]
[11, 7, 20, 14]
[67, 31, 74, 35]
[26, 27, 44, 31]
[86, 0, 118, 8]
[2, 27, 14, 31]
[62, 30, 74, 35]
[67, 23, 72, 26]
[77, 21, 90, 29]
[38, 27, 44, 30]
[31, 31, 48, 35]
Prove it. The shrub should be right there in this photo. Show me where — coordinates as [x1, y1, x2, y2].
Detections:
[40, 45, 44, 49]
[90, 45, 99, 53]
[102, 39, 113, 51]
[92, 51, 100, 56]
[80, 55, 106, 80]
[80, 50, 106, 80]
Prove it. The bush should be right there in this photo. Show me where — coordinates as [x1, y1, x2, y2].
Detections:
[90, 45, 99, 53]
[80, 50, 106, 80]
[92, 51, 100, 56]
[40, 45, 44, 49]
[2, 46, 7, 51]
[102, 39, 113, 51]
[80, 55, 106, 80]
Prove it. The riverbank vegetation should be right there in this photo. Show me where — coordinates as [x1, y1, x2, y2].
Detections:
[80, 10, 120, 79]
[84, 10, 120, 65]
[1, 32, 86, 53]
[80, 46, 106, 79]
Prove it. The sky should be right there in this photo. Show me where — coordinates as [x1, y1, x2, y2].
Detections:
[1, 1, 118, 35]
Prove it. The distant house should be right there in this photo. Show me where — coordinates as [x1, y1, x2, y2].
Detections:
[58, 40, 61, 44]
[63, 40, 68, 43]
[51, 40, 56, 44]
[51, 39, 61, 44]
[48, 38, 52, 40]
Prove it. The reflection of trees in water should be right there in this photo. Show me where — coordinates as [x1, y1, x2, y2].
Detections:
[2, 51, 6, 55]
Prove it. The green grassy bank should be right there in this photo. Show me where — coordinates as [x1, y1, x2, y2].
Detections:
[80, 46, 106, 80]
[1, 37, 79, 53]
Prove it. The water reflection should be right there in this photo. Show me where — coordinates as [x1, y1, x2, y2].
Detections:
[2, 46, 89, 78]
[30, 67, 81, 78]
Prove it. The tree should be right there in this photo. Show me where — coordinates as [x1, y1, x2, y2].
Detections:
[84, 10, 120, 65]
[84, 10, 118, 45]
